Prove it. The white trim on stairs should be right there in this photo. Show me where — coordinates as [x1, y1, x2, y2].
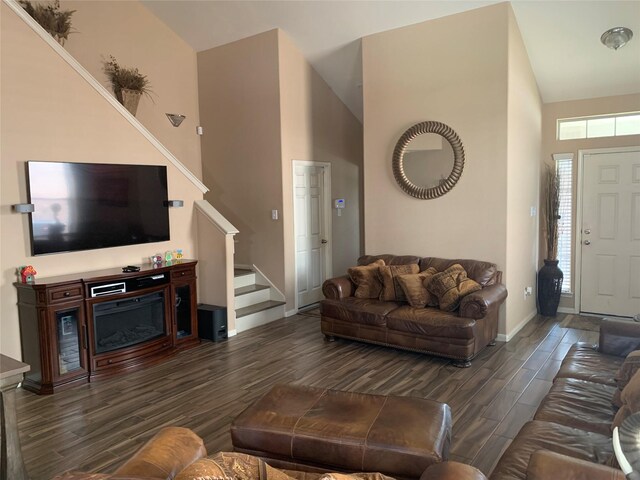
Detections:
[3, 0, 208, 195]
[195, 200, 239, 235]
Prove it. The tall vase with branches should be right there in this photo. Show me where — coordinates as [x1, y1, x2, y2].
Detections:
[538, 164, 564, 316]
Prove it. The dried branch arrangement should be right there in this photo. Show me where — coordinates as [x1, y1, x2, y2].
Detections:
[543, 163, 560, 260]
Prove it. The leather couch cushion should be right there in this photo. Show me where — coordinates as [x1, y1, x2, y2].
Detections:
[378, 264, 419, 302]
[420, 258, 498, 286]
[490, 420, 614, 480]
[386, 306, 476, 339]
[320, 297, 400, 327]
[533, 378, 617, 436]
[613, 350, 640, 408]
[426, 265, 481, 312]
[555, 343, 623, 386]
[348, 260, 385, 299]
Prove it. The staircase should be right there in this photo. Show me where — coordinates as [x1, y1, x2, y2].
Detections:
[234, 267, 285, 333]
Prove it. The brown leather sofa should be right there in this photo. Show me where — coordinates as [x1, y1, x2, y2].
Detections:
[488, 318, 640, 479]
[321, 255, 508, 367]
[53, 426, 486, 480]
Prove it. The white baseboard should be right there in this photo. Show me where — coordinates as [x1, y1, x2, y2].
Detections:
[285, 309, 298, 317]
[496, 310, 537, 342]
[228, 329, 237, 337]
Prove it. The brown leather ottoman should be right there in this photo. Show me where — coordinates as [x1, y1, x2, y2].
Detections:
[230, 384, 452, 479]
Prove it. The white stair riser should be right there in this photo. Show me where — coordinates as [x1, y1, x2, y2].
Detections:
[236, 305, 286, 333]
[234, 288, 271, 309]
[234, 273, 256, 289]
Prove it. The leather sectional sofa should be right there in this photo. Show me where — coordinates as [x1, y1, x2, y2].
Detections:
[489, 317, 640, 479]
[320, 254, 508, 367]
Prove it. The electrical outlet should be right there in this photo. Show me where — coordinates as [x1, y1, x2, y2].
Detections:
[524, 286, 533, 299]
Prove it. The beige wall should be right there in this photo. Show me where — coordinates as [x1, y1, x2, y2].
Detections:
[198, 30, 362, 311]
[59, 0, 203, 178]
[362, 4, 510, 327]
[541, 94, 640, 310]
[362, 3, 543, 337]
[0, 3, 203, 359]
[278, 30, 363, 312]
[197, 31, 285, 292]
[505, 6, 542, 334]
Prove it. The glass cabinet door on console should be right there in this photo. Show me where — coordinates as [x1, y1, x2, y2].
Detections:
[15, 278, 90, 394]
[52, 304, 88, 380]
[171, 265, 198, 346]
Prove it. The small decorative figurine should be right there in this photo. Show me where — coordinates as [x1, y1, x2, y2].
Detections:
[19, 265, 37, 283]
[151, 254, 163, 265]
[164, 250, 173, 262]
[176, 249, 183, 259]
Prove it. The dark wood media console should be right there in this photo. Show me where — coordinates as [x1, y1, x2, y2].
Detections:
[14, 260, 198, 394]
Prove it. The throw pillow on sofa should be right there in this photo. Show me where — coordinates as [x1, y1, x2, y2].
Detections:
[422, 266, 439, 306]
[378, 264, 419, 302]
[613, 350, 640, 408]
[426, 264, 482, 312]
[397, 272, 430, 308]
[612, 367, 640, 430]
[348, 259, 386, 299]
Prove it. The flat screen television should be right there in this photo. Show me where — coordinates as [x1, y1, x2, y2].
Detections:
[26, 161, 170, 256]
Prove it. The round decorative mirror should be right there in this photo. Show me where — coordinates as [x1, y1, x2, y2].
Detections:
[392, 121, 465, 199]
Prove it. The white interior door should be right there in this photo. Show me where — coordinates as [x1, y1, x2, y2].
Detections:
[580, 149, 640, 317]
[294, 163, 330, 308]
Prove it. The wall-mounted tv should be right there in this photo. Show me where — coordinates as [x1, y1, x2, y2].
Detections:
[27, 161, 170, 256]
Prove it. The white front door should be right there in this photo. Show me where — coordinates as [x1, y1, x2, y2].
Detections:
[294, 163, 330, 308]
[580, 149, 640, 317]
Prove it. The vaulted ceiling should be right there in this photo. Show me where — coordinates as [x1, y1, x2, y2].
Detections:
[142, 1, 640, 122]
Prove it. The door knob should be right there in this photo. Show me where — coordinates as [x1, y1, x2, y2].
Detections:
[321, 239, 328, 244]
[584, 229, 591, 235]
[584, 240, 591, 245]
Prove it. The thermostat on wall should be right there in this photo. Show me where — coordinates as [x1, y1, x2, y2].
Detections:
[334, 199, 345, 209]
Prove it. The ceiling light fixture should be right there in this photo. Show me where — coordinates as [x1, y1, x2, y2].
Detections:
[601, 27, 633, 50]
[166, 113, 186, 127]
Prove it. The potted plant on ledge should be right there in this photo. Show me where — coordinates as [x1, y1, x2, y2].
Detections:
[19, 0, 75, 46]
[538, 164, 563, 316]
[102, 55, 153, 117]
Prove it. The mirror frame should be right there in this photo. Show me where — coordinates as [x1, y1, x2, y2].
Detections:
[392, 121, 465, 199]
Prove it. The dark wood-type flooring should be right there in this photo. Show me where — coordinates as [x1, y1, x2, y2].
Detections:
[14, 311, 598, 479]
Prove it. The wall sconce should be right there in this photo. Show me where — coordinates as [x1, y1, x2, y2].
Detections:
[166, 113, 186, 127]
[165, 200, 184, 208]
[13, 203, 34, 213]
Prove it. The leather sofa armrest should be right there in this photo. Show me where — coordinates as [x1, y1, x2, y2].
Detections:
[322, 275, 354, 300]
[599, 318, 640, 357]
[527, 450, 625, 480]
[420, 462, 487, 480]
[459, 283, 508, 319]
[115, 427, 206, 479]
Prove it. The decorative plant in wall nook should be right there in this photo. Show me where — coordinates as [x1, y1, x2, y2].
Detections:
[538, 164, 563, 317]
[102, 55, 153, 117]
[19, 0, 75, 46]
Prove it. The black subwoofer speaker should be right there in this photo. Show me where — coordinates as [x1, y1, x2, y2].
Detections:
[197, 304, 228, 341]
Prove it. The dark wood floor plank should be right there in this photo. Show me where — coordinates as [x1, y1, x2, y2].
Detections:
[13, 312, 591, 479]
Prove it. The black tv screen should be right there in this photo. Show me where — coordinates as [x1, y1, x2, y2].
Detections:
[27, 161, 170, 256]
